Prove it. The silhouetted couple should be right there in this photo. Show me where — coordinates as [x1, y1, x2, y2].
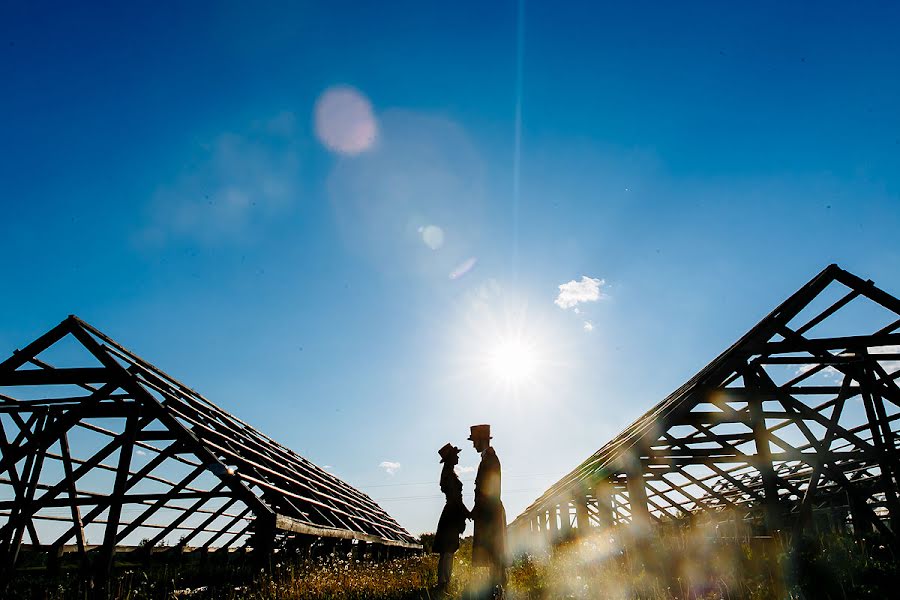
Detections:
[434, 424, 507, 597]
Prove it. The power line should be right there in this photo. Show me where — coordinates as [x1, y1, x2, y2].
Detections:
[359, 471, 563, 489]
[374, 487, 544, 503]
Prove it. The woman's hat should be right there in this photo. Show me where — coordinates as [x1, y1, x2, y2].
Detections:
[468, 424, 492, 441]
[438, 443, 461, 463]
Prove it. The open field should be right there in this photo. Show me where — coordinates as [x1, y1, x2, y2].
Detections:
[3, 531, 897, 600]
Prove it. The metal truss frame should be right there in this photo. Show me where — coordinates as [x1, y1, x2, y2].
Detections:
[511, 265, 900, 543]
[0, 316, 419, 572]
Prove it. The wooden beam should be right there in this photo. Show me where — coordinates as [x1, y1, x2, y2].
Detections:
[0, 367, 113, 386]
[764, 332, 900, 354]
[59, 431, 86, 555]
[0, 319, 71, 375]
[100, 414, 138, 573]
[2, 412, 47, 568]
[143, 482, 228, 548]
[574, 491, 591, 534]
[624, 457, 651, 530]
[0, 382, 122, 477]
[113, 464, 207, 544]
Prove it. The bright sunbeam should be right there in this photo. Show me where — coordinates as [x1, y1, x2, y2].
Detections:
[487, 338, 538, 384]
[441, 279, 578, 414]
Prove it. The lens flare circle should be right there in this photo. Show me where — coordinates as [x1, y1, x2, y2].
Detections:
[314, 86, 377, 155]
[419, 224, 444, 250]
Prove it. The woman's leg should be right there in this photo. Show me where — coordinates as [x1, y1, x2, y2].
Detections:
[438, 552, 453, 586]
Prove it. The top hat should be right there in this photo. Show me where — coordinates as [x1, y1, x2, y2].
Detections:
[439, 443, 461, 463]
[468, 424, 492, 441]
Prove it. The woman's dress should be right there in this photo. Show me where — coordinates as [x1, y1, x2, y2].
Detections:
[434, 464, 468, 553]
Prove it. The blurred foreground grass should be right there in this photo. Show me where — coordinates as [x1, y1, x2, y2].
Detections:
[3, 531, 898, 599]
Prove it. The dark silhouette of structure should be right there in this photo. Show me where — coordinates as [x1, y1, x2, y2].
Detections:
[510, 265, 900, 545]
[0, 316, 419, 573]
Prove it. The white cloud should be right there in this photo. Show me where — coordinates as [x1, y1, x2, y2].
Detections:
[379, 461, 401, 476]
[135, 449, 147, 457]
[583, 321, 594, 332]
[795, 363, 840, 379]
[794, 345, 900, 380]
[454, 465, 476, 475]
[555, 276, 606, 310]
[140, 114, 301, 245]
[873, 345, 900, 375]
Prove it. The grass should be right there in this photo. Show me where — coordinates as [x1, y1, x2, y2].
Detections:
[2, 529, 897, 599]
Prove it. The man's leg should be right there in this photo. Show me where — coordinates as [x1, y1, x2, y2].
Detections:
[488, 563, 507, 599]
[490, 564, 507, 586]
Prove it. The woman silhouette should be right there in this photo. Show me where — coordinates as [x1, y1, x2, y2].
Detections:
[433, 443, 469, 590]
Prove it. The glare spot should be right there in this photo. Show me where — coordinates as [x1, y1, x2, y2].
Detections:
[314, 86, 377, 155]
[488, 339, 538, 384]
[449, 257, 477, 280]
[419, 225, 444, 250]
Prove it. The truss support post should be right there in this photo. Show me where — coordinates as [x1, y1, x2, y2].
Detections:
[548, 505, 559, 541]
[253, 517, 276, 571]
[59, 431, 86, 556]
[2, 410, 47, 572]
[574, 491, 591, 536]
[290, 533, 314, 559]
[384, 544, 396, 561]
[354, 540, 367, 561]
[99, 413, 139, 579]
[593, 480, 615, 530]
[625, 462, 651, 533]
[47, 546, 60, 576]
[746, 373, 782, 533]
[847, 490, 873, 540]
[558, 500, 572, 539]
[861, 364, 900, 533]
[324, 537, 340, 558]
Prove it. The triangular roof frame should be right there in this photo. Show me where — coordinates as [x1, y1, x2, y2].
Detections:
[0, 316, 418, 568]
[512, 264, 900, 540]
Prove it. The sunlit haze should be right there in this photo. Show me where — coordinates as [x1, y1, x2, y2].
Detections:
[1, 1, 899, 540]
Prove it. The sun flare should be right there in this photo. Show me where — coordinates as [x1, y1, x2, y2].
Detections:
[487, 338, 539, 384]
[449, 285, 572, 403]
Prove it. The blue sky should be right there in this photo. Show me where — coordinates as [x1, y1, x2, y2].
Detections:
[2, 1, 899, 535]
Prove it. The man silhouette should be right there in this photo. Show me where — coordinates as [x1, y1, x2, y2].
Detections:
[468, 424, 507, 595]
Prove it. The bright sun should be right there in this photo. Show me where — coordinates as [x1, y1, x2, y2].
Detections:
[487, 339, 539, 384]
[451, 291, 566, 399]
